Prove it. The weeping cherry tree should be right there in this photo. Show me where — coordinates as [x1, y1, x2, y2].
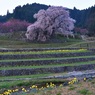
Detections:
[25, 6, 76, 42]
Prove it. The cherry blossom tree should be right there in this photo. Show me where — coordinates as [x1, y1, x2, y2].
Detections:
[25, 6, 76, 42]
[0, 19, 30, 33]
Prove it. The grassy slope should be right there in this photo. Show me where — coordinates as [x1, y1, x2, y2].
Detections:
[0, 35, 82, 48]
[1, 33, 95, 49]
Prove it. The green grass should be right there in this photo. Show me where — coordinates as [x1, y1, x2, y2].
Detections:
[0, 72, 66, 81]
[0, 41, 76, 48]
[0, 74, 63, 89]
[68, 85, 76, 90]
[68, 41, 95, 48]
[0, 35, 82, 48]
[0, 49, 88, 55]
[0, 78, 66, 89]
[1, 34, 95, 49]
[78, 89, 92, 95]
[0, 80, 23, 89]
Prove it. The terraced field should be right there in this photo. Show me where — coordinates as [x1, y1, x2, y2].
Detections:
[0, 48, 95, 76]
[0, 47, 95, 94]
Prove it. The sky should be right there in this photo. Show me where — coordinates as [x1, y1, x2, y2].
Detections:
[0, 0, 95, 15]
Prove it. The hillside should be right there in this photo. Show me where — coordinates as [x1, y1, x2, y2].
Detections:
[69, 6, 95, 35]
[0, 3, 49, 23]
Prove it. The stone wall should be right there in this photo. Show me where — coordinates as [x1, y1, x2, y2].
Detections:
[0, 52, 95, 60]
[0, 57, 95, 67]
[0, 64, 95, 76]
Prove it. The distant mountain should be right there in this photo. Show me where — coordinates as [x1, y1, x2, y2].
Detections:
[0, 3, 95, 35]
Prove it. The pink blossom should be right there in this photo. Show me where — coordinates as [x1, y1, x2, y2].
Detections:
[26, 6, 76, 42]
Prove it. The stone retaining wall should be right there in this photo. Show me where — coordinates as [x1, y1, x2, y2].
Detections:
[0, 57, 95, 67]
[0, 52, 95, 59]
[0, 64, 95, 76]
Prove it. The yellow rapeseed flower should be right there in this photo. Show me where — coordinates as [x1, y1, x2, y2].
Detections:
[68, 82, 71, 84]
[14, 89, 19, 92]
[31, 85, 37, 88]
[59, 84, 63, 87]
[24, 90, 27, 92]
[84, 78, 86, 81]
[3, 91, 10, 95]
[46, 85, 49, 88]
[22, 88, 25, 91]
